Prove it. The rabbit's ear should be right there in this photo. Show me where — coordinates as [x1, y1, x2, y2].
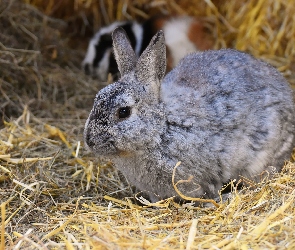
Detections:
[135, 30, 166, 84]
[112, 27, 137, 76]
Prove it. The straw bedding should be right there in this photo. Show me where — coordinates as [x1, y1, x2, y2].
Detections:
[0, 0, 295, 249]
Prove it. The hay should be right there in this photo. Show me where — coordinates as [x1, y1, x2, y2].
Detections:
[1, 0, 295, 248]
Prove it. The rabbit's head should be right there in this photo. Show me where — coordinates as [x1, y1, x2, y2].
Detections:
[84, 28, 167, 157]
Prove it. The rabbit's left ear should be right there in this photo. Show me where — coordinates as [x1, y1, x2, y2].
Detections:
[135, 30, 166, 84]
[112, 27, 137, 76]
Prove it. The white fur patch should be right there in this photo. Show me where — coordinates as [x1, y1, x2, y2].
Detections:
[96, 48, 112, 81]
[132, 22, 143, 56]
[94, 21, 128, 39]
[163, 17, 197, 67]
[82, 38, 97, 72]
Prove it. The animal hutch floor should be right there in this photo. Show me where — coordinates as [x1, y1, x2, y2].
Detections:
[0, 0, 295, 249]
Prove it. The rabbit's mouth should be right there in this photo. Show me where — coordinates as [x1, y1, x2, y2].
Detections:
[85, 132, 119, 156]
[84, 125, 119, 155]
[108, 141, 133, 157]
[109, 141, 119, 153]
[92, 140, 119, 156]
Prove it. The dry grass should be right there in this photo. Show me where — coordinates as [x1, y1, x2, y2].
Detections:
[1, 0, 295, 249]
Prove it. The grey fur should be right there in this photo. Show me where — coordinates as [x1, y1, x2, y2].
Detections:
[135, 30, 166, 83]
[112, 28, 137, 76]
[84, 28, 295, 202]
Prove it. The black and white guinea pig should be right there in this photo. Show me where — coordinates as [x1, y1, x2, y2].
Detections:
[82, 16, 214, 81]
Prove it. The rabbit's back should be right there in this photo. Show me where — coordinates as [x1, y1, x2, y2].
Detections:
[161, 49, 295, 191]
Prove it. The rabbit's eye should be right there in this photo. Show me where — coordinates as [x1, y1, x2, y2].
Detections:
[118, 106, 131, 119]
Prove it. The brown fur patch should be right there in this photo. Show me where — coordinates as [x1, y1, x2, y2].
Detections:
[151, 16, 169, 33]
[166, 47, 174, 72]
[188, 20, 214, 50]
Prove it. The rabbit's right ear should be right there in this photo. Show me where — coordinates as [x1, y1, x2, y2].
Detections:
[135, 30, 166, 84]
[112, 27, 137, 77]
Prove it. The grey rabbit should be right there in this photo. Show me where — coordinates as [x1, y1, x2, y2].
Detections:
[84, 27, 295, 203]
